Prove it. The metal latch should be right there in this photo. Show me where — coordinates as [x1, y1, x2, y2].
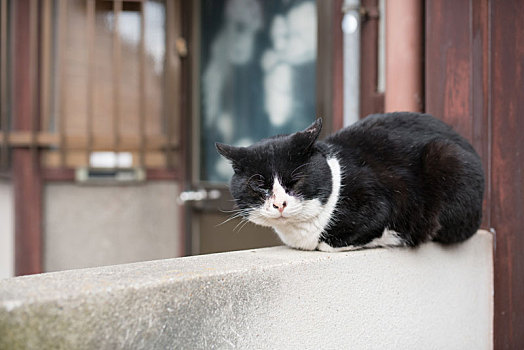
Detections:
[175, 38, 188, 57]
[342, 3, 379, 20]
[178, 189, 221, 204]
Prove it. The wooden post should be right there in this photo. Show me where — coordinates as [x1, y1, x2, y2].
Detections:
[12, 0, 43, 276]
[491, 1, 524, 347]
[426, 0, 524, 347]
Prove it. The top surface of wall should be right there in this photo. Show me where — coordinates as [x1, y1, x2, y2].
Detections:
[0, 230, 493, 350]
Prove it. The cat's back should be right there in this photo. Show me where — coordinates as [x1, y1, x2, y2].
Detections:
[332, 112, 452, 139]
[326, 112, 476, 157]
[323, 113, 484, 246]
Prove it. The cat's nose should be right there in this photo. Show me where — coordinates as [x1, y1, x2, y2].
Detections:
[273, 201, 287, 213]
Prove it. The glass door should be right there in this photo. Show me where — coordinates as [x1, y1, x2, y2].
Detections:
[185, 0, 319, 254]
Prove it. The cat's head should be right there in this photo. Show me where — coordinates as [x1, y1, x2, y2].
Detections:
[215, 118, 333, 228]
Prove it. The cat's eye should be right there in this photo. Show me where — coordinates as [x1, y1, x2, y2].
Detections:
[286, 176, 305, 189]
[249, 183, 269, 197]
[250, 182, 265, 190]
[249, 182, 261, 191]
[247, 176, 268, 197]
[284, 180, 297, 189]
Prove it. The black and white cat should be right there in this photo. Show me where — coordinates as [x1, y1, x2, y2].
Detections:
[216, 112, 484, 251]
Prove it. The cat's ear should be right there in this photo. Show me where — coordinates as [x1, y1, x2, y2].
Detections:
[215, 142, 244, 162]
[292, 118, 322, 149]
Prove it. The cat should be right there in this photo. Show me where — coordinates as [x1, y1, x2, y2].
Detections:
[215, 112, 484, 252]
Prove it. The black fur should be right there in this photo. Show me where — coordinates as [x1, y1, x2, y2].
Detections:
[216, 112, 484, 249]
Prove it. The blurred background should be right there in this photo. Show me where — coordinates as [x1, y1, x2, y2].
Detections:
[0, 1, 523, 346]
[1, 0, 374, 277]
[0, 0, 523, 319]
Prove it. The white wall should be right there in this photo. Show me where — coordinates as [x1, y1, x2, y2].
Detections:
[0, 181, 13, 279]
[44, 182, 182, 272]
[0, 231, 493, 349]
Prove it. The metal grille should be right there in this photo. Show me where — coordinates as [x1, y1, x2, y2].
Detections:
[0, 0, 181, 170]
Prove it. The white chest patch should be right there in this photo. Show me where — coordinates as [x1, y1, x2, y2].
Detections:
[248, 157, 342, 250]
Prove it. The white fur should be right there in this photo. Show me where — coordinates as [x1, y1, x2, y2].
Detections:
[248, 158, 342, 250]
[271, 178, 289, 212]
[316, 228, 405, 252]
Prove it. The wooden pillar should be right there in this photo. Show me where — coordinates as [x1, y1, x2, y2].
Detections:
[12, 0, 43, 275]
[426, 0, 524, 347]
[490, 1, 524, 347]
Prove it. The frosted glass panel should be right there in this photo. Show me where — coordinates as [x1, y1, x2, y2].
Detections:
[200, 0, 317, 182]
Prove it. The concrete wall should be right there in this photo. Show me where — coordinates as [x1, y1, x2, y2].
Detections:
[0, 181, 13, 279]
[0, 231, 493, 349]
[44, 182, 181, 272]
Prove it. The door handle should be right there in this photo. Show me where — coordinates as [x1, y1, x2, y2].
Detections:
[175, 37, 188, 58]
[178, 189, 221, 204]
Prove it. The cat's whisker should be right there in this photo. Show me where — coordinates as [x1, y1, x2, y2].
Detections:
[218, 212, 246, 220]
[219, 207, 247, 214]
[284, 210, 301, 216]
[233, 218, 251, 232]
[239, 220, 252, 232]
[217, 214, 243, 227]
[232, 219, 244, 231]
[216, 209, 254, 227]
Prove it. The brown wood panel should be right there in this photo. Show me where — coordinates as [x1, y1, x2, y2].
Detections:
[12, 0, 42, 275]
[427, 0, 524, 347]
[491, 1, 524, 348]
[470, 0, 492, 229]
[425, 0, 472, 138]
[426, 0, 492, 228]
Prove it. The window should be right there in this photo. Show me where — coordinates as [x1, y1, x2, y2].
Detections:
[1, 0, 181, 173]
